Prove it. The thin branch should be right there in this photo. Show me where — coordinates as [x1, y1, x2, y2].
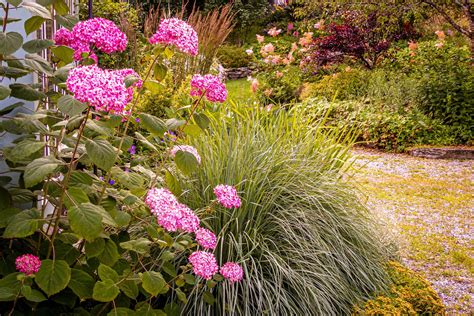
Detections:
[421, 0, 470, 37]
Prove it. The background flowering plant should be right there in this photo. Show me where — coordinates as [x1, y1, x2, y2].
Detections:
[0, 3, 241, 314]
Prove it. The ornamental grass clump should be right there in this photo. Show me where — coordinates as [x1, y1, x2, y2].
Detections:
[178, 105, 392, 315]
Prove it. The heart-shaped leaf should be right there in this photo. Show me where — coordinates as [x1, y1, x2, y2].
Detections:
[174, 150, 199, 175]
[24, 156, 64, 188]
[0, 32, 23, 55]
[23, 39, 54, 53]
[68, 268, 94, 299]
[25, 16, 45, 35]
[35, 259, 71, 296]
[57, 95, 87, 116]
[68, 203, 103, 241]
[85, 139, 116, 171]
[141, 271, 166, 297]
[3, 209, 42, 238]
[92, 279, 119, 302]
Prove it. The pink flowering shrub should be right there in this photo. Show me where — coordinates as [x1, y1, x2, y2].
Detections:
[54, 17, 127, 62]
[149, 18, 198, 56]
[190, 74, 227, 103]
[214, 184, 241, 208]
[1, 8, 245, 313]
[15, 254, 41, 275]
[220, 262, 244, 282]
[188, 251, 219, 280]
[170, 145, 202, 164]
[66, 65, 141, 114]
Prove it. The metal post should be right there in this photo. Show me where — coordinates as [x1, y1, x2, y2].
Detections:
[88, 0, 93, 19]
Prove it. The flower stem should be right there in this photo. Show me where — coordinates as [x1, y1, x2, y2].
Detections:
[47, 106, 91, 258]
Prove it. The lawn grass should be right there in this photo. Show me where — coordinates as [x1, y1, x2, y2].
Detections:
[225, 78, 256, 105]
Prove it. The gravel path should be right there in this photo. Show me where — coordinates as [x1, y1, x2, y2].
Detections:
[350, 148, 473, 314]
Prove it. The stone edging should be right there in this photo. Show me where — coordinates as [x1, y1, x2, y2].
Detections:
[407, 147, 474, 159]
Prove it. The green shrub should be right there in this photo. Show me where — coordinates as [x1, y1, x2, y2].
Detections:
[301, 68, 420, 110]
[217, 45, 253, 68]
[354, 261, 446, 315]
[257, 65, 302, 104]
[299, 98, 456, 151]
[300, 68, 370, 101]
[387, 41, 474, 142]
[177, 105, 392, 314]
[79, 0, 139, 28]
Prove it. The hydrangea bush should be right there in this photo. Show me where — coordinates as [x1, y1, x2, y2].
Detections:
[0, 3, 240, 314]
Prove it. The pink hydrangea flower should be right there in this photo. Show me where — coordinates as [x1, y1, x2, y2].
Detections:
[54, 18, 127, 62]
[190, 74, 227, 103]
[170, 145, 201, 164]
[15, 254, 41, 275]
[66, 65, 142, 115]
[145, 188, 200, 233]
[220, 262, 243, 282]
[188, 251, 218, 280]
[195, 227, 217, 250]
[149, 18, 198, 56]
[54, 28, 73, 46]
[178, 205, 200, 233]
[213, 184, 241, 209]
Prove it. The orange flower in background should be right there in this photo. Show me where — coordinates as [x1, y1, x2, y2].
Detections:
[435, 41, 444, 48]
[260, 43, 275, 56]
[408, 41, 418, 51]
[276, 71, 283, 78]
[256, 34, 264, 43]
[345, 66, 352, 72]
[435, 30, 445, 40]
[264, 88, 273, 97]
[299, 32, 313, 46]
[268, 27, 282, 37]
[408, 41, 418, 57]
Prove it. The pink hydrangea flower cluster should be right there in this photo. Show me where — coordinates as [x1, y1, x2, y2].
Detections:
[220, 262, 244, 282]
[149, 18, 198, 56]
[213, 184, 241, 209]
[170, 145, 201, 164]
[145, 188, 200, 233]
[188, 251, 219, 280]
[54, 18, 127, 62]
[15, 254, 41, 275]
[195, 227, 217, 250]
[66, 65, 142, 115]
[145, 187, 244, 282]
[190, 74, 227, 103]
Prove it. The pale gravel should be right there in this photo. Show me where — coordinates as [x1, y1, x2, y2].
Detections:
[349, 148, 474, 315]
